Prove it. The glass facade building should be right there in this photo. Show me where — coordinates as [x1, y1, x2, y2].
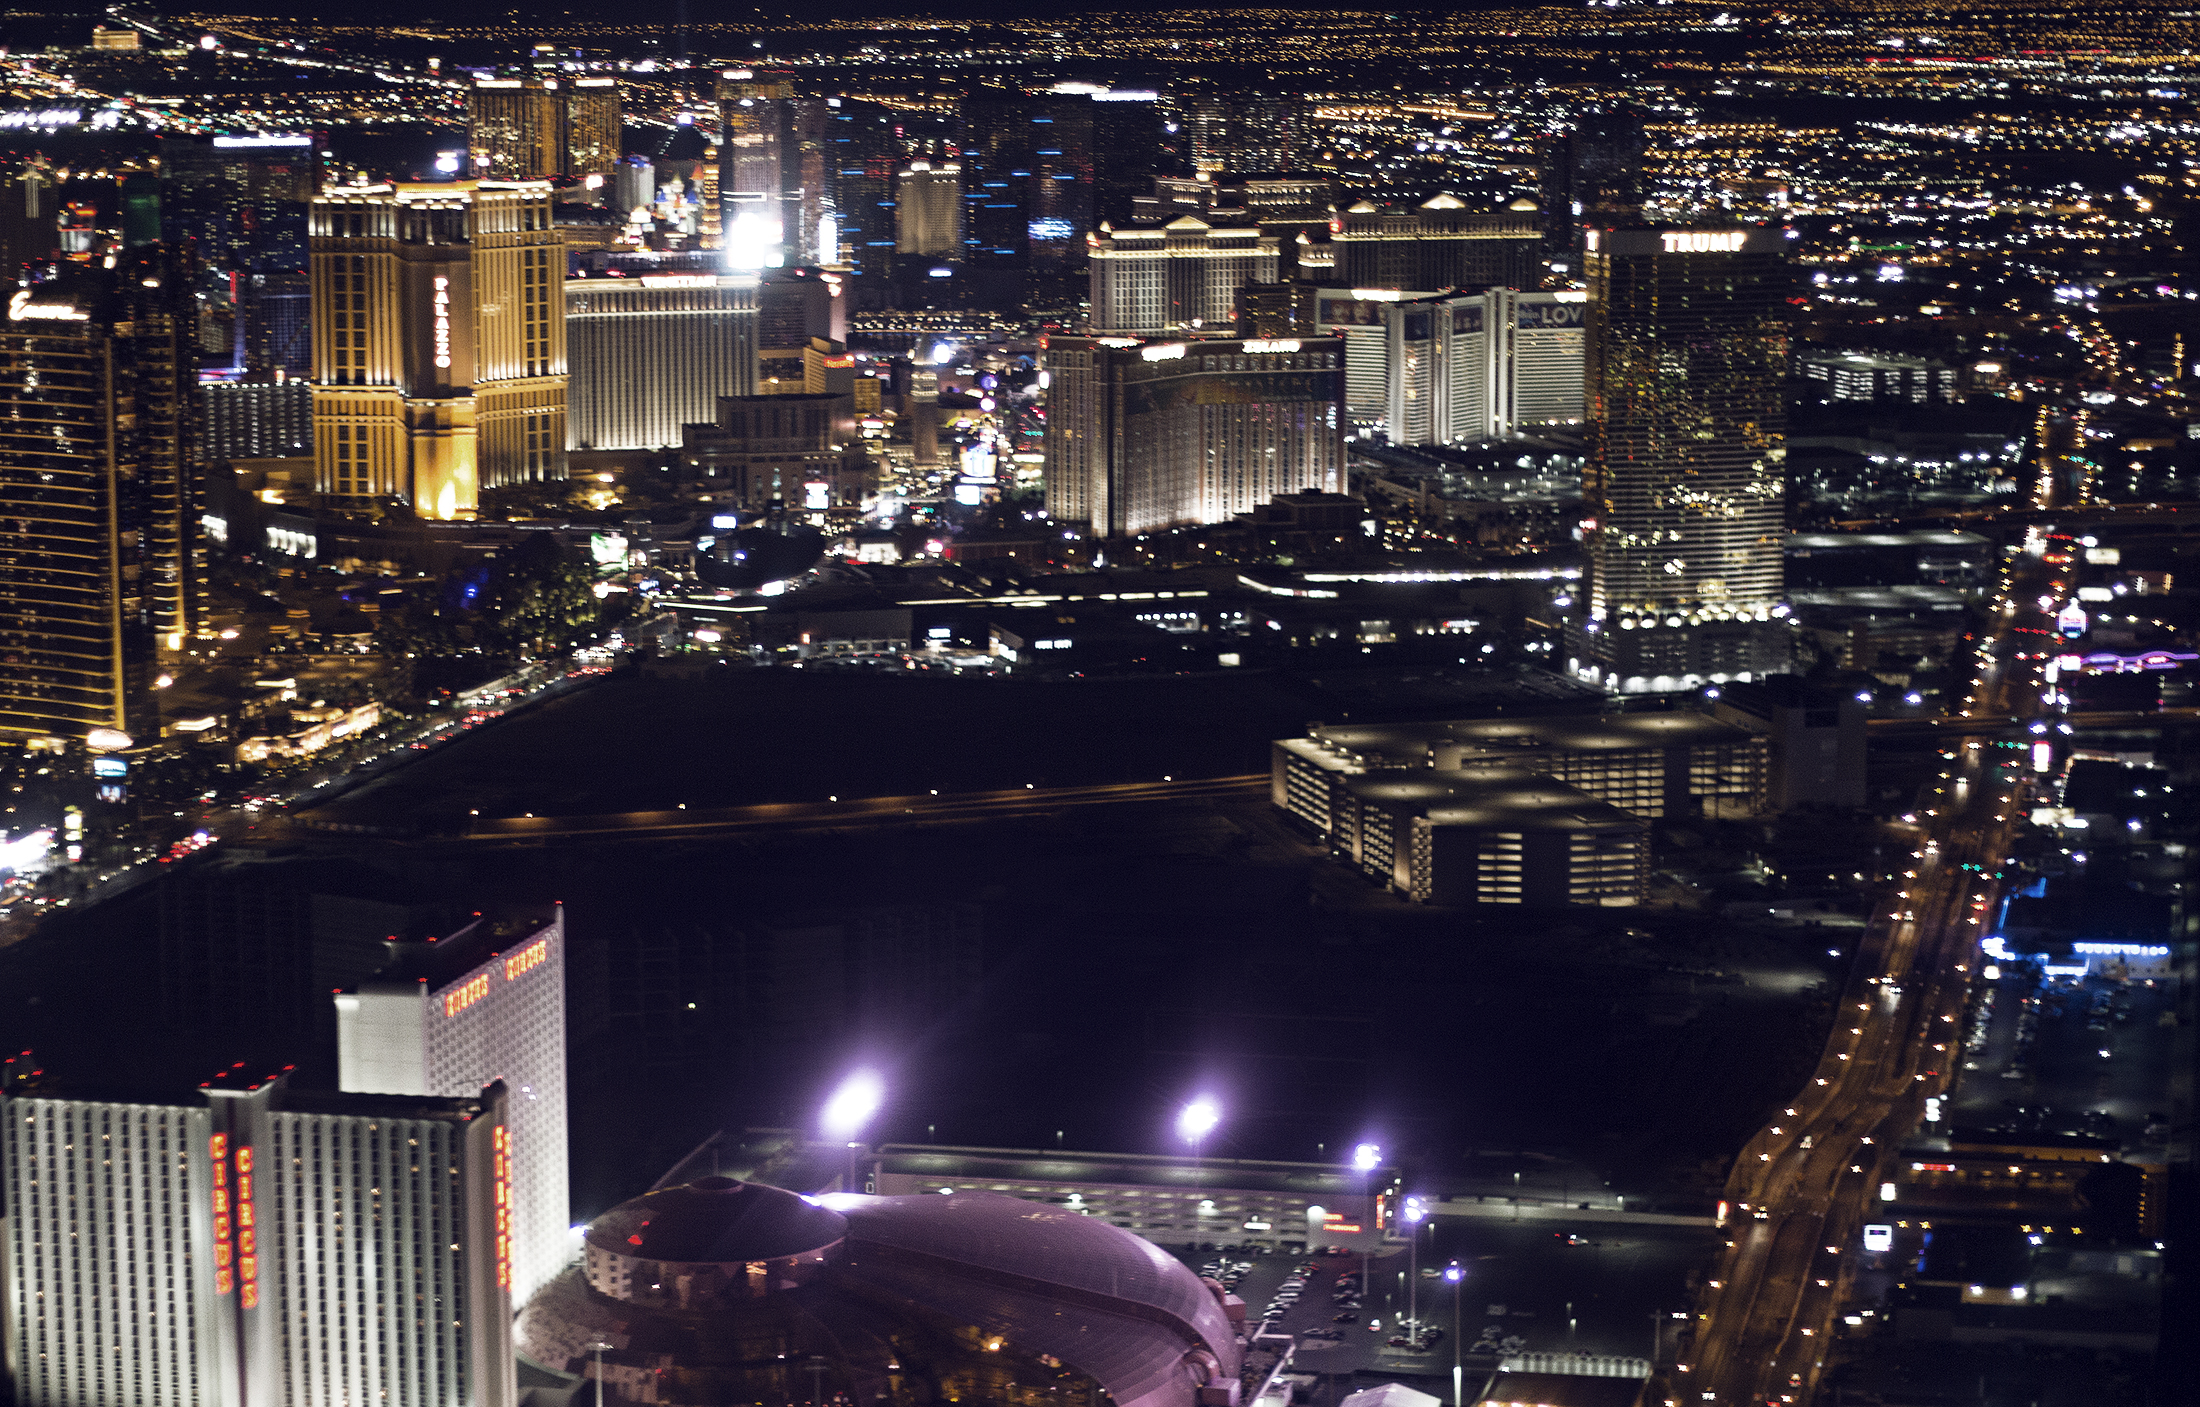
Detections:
[1576, 225, 1792, 690]
[0, 249, 207, 741]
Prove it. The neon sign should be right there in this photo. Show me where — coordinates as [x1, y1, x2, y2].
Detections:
[444, 973, 490, 1017]
[432, 275, 452, 369]
[8, 290, 87, 322]
[1243, 339, 1301, 353]
[237, 1146, 258, 1309]
[493, 1126, 513, 1290]
[503, 938, 550, 982]
[211, 1134, 234, 1296]
[1661, 230, 1748, 253]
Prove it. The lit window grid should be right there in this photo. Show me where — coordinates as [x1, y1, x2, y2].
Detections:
[2, 1099, 213, 1407]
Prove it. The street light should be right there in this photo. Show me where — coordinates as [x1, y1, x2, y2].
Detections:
[1403, 1196, 1426, 1343]
[1351, 1143, 1381, 1311]
[1444, 1261, 1463, 1406]
[822, 1069, 884, 1192]
[589, 1340, 612, 1407]
[1179, 1097, 1221, 1243]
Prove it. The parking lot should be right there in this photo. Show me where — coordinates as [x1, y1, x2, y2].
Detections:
[1949, 967, 2179, 1152]
[1171, 1219, 1715, 1405]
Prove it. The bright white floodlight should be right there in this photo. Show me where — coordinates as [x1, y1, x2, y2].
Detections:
[1352, 1142, 1382, 1172]
[821, 1069, 885, 1142]
[1177, 1097, 1221, 1145]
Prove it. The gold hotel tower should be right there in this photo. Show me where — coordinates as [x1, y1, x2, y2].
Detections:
[309, 181, 566, 518]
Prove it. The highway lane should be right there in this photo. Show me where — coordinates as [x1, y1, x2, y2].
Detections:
[1669, 543, 2071, 1407]
[287, 774, 1277, 845]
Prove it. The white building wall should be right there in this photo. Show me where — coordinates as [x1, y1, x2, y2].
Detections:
[260, 1114, 477, 1407]
[423, 915, 569, 1310]
[1, 1098, 220, 1407]
[1512, 291, 1586, 426]
[336, 989, 431, 1096]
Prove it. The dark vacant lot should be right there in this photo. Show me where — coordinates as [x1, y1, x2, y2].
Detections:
[314, 670, 1325, 822]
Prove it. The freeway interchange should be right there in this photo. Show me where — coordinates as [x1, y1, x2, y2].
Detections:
[1668, 541, 2073, 1407]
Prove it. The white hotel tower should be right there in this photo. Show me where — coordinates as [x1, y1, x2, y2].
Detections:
[336, 906, 571, 1310]
[1, 1062, 516, 1407]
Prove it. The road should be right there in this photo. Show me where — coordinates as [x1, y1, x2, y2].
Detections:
[1866, 707, 2197, 739]
[285, 773, 1274, 846]
[1667, 543, 2071, 1407]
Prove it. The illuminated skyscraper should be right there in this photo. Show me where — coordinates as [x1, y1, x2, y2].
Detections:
[336, 907, 569, 1309]
[468, 79, 559, 179]
[716, 73, 840, 266]
[896, 160, 962, 257]
[1574, 225, 1791, 691]
[825, 100, 902, 276]
[1043, 335, 1345, 534]
[159, 133, 319, 377]
[1188, 93, 1311, 174]
[1, 1066, 516, 1407]
[468, 77, 623, 179]
[1088, 217, 1278, 337]
[958, 95, 1094, 272]
[562, 78, 622, 178]
[566, 271, 760, 451]
[309, 181, 567, 516]
[0, 248, 207, 742]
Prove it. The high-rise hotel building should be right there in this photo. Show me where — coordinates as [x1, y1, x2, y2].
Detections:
[896, 160, 963, 258]
[1043, 335, 1345, 534]
[467, 77, 621, 180]
[0, 248, 208, 743]
[1, 1065, 516, 1407]
[1088, 217, 1279, 337]
[1332, 197, 1542, 293]
[566, 272, 760, 451]
[310, 181, 567, 517]
[1574, 226, 1791, 692]
[336, 907, 570, 1309]
[1382, 287, 1586, 445]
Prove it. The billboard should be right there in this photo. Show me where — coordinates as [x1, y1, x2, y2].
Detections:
[1515, 299, 1584, 329]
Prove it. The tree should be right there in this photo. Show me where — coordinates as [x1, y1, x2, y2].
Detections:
[484, 535, 602, 656]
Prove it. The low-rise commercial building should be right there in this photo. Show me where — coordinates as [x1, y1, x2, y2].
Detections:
[681, 392, 873, 512]
[1272, 712, 1768, 906]
[1276, 713, 1767, 825]
[1323, 768, 1649, 906]
[1712, 676, 1867, 811]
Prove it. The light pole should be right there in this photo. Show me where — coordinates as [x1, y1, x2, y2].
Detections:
[1351, 1144, 1381, 1314]
[1178, 1097, 1221, 1247]
[589, 1340, 612, 1407]
[1403, 1196, 1425, 1343]
[821, 1068, 885, 1192]
[1444, 1262, 1463, 1405]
